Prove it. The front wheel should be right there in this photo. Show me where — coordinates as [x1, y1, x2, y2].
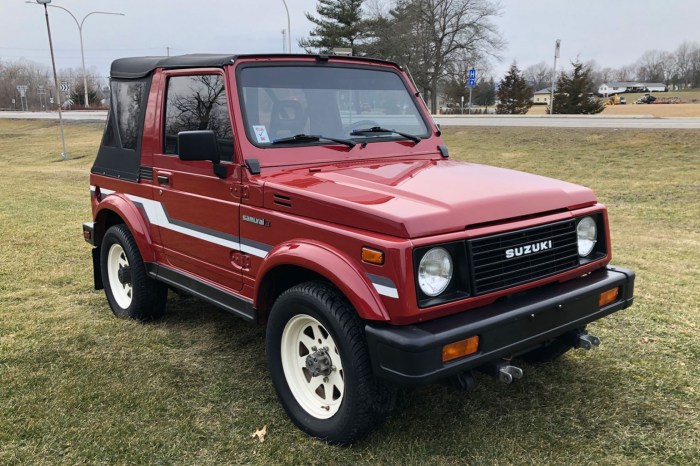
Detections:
[100, 224, 167, 321]
[266, 281, 396, 444]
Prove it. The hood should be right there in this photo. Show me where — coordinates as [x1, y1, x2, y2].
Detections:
[262, 159, 597, 238]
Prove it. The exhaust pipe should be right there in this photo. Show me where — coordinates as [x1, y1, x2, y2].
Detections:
[444, 370, 476, 392]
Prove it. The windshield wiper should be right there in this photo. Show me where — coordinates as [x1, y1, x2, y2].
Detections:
[272, 134, 356, 149]
[351, 126, 421, 144]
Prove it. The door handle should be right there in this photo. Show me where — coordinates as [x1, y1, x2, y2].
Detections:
[157, 175, 170, 185]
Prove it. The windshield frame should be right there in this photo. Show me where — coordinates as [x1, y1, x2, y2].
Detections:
[235, 61, 432, 150]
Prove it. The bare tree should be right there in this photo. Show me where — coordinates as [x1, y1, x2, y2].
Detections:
[635, 50, 674, 83]
[612, 65, 637, 82]
[367, 0, 503, 113]
[522, 61, 552, 91]
[673, 41, 699, 89]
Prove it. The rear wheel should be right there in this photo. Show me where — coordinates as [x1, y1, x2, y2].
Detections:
[100, 224, 167, 321]
[266, 281, 396, 444]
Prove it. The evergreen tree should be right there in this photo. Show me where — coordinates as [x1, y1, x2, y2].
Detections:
[496, 64, 533, 114]
[473, 78, 496, 110]
[552, 61, 605, 114]
[70, 82, 101, 108]
[299, 0, 365, 54]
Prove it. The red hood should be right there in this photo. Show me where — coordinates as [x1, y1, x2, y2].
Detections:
[262, 159, 597, 238]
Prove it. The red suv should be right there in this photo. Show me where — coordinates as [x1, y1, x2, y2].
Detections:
[83, 53, 635, 444]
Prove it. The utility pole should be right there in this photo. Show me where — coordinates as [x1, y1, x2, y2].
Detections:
[550, 39, 560, 115]
[166, 46, 170, 56]
[26, 1, 124, 108]
[36, 0, 67, 160]
[281, 0, 291, 53]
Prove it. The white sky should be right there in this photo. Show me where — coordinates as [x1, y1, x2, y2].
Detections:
[1, 0, 698, 80]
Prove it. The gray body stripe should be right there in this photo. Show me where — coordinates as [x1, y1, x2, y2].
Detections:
[240, 237, 273, 253]
[366, 273, 399, 299]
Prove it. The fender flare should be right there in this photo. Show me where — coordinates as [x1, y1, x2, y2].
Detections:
[255, 240, 390, 321]
[94, 194, 156, 262]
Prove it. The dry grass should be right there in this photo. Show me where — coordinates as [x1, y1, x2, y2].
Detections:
[604, 103, 700, 117]
[0, 120, 698, 465]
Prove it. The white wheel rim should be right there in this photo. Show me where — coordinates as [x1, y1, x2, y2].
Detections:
[280, 314, 345, 419]
[107, 243, 132, 309]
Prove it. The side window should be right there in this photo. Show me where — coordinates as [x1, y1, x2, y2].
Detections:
[163, 74, 234, 161]
[105, 80, 146, 150]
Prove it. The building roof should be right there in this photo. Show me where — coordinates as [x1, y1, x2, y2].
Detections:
[110, 53, 401, 79]
[600, 81, 666, 88]
[534, 87, 554, 94]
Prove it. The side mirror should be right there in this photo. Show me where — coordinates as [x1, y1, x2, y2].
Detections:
[177, 130, 226, 178]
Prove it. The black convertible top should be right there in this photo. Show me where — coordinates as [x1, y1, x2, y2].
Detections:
[110, 53, 400, 79]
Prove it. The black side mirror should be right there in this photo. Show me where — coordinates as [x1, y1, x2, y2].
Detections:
[177, 130, 226, 178]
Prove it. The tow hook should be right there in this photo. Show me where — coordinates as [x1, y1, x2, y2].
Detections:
[575, 333, 601, 350]
[479, 360, 524, 384]
[497, 365, 523, 384]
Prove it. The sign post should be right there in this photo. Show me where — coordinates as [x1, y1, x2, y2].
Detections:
[468, 68, 476, 115]
[16, 85, 28, 111]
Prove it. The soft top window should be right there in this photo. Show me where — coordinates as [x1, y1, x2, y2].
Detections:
[92, 77, 150, 181]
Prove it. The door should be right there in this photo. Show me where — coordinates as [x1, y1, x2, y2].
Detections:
[152, 70, 243, 291]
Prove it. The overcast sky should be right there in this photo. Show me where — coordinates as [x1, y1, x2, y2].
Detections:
[1, 0, 698, 80]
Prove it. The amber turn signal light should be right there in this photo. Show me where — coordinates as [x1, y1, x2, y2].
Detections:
[442, 336, 480, 362]
[361, 247, 385, 265]
[599, 287, 620, 308]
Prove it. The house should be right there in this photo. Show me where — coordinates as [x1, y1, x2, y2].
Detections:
[598, 82, 666, 96]
[532, 87, 553, 105]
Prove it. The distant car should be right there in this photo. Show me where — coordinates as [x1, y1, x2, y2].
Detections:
[637, 94, 656, 104]
[619, 97, 627, 105]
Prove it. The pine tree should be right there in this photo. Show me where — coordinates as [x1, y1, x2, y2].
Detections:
[299, 0, 365, 54]
[552, 62, 605, 114]
[496, 64, 533, 114]
[474, 78, 496, 110]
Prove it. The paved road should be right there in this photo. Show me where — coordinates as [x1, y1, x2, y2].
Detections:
[434, 115, 700, 129]
[0, 110, 107, 122]
[2, 111, 699, 129]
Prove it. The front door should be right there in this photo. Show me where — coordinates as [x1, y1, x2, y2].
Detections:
[152, 70, 243, 292]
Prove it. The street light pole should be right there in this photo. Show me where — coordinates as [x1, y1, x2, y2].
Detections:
[36, 0, 67, 160]
[550, 39, 560, 115]
[281, 0, 291, 54]
[26, 2, 124, 108]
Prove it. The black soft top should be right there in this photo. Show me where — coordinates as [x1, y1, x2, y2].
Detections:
[110, 53, 400, 79]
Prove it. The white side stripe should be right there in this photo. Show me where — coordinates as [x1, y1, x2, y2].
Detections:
[372, 283, 399, 299]
[91, 186, 268, 258]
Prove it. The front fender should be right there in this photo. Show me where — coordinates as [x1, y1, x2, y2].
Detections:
[255, 240, 390, 321]
[94, 194, 156, 262]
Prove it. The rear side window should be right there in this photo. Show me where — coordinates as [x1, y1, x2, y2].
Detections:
[163, 74, 233, 160]
[92, 77, 150, 182]
[109, 80, 146, 150]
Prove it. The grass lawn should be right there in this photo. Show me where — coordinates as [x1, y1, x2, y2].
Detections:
[0, 120, 698, 465]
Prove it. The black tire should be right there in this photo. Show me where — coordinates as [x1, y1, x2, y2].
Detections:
[100, 224, 167, 321]
[519, 339, 574, 364]
[266, 281, 396, 445]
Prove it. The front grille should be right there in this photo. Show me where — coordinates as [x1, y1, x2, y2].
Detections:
[468, 220, 579, 295]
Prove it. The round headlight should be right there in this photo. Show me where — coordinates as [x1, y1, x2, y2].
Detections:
[418, 247, 453, 297]
[577, 216, 597, 257]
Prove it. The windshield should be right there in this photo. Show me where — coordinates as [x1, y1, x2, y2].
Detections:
[238, 65, 429, 146]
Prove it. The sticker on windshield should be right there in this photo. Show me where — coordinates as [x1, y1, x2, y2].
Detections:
[252, 125, 270, 144]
